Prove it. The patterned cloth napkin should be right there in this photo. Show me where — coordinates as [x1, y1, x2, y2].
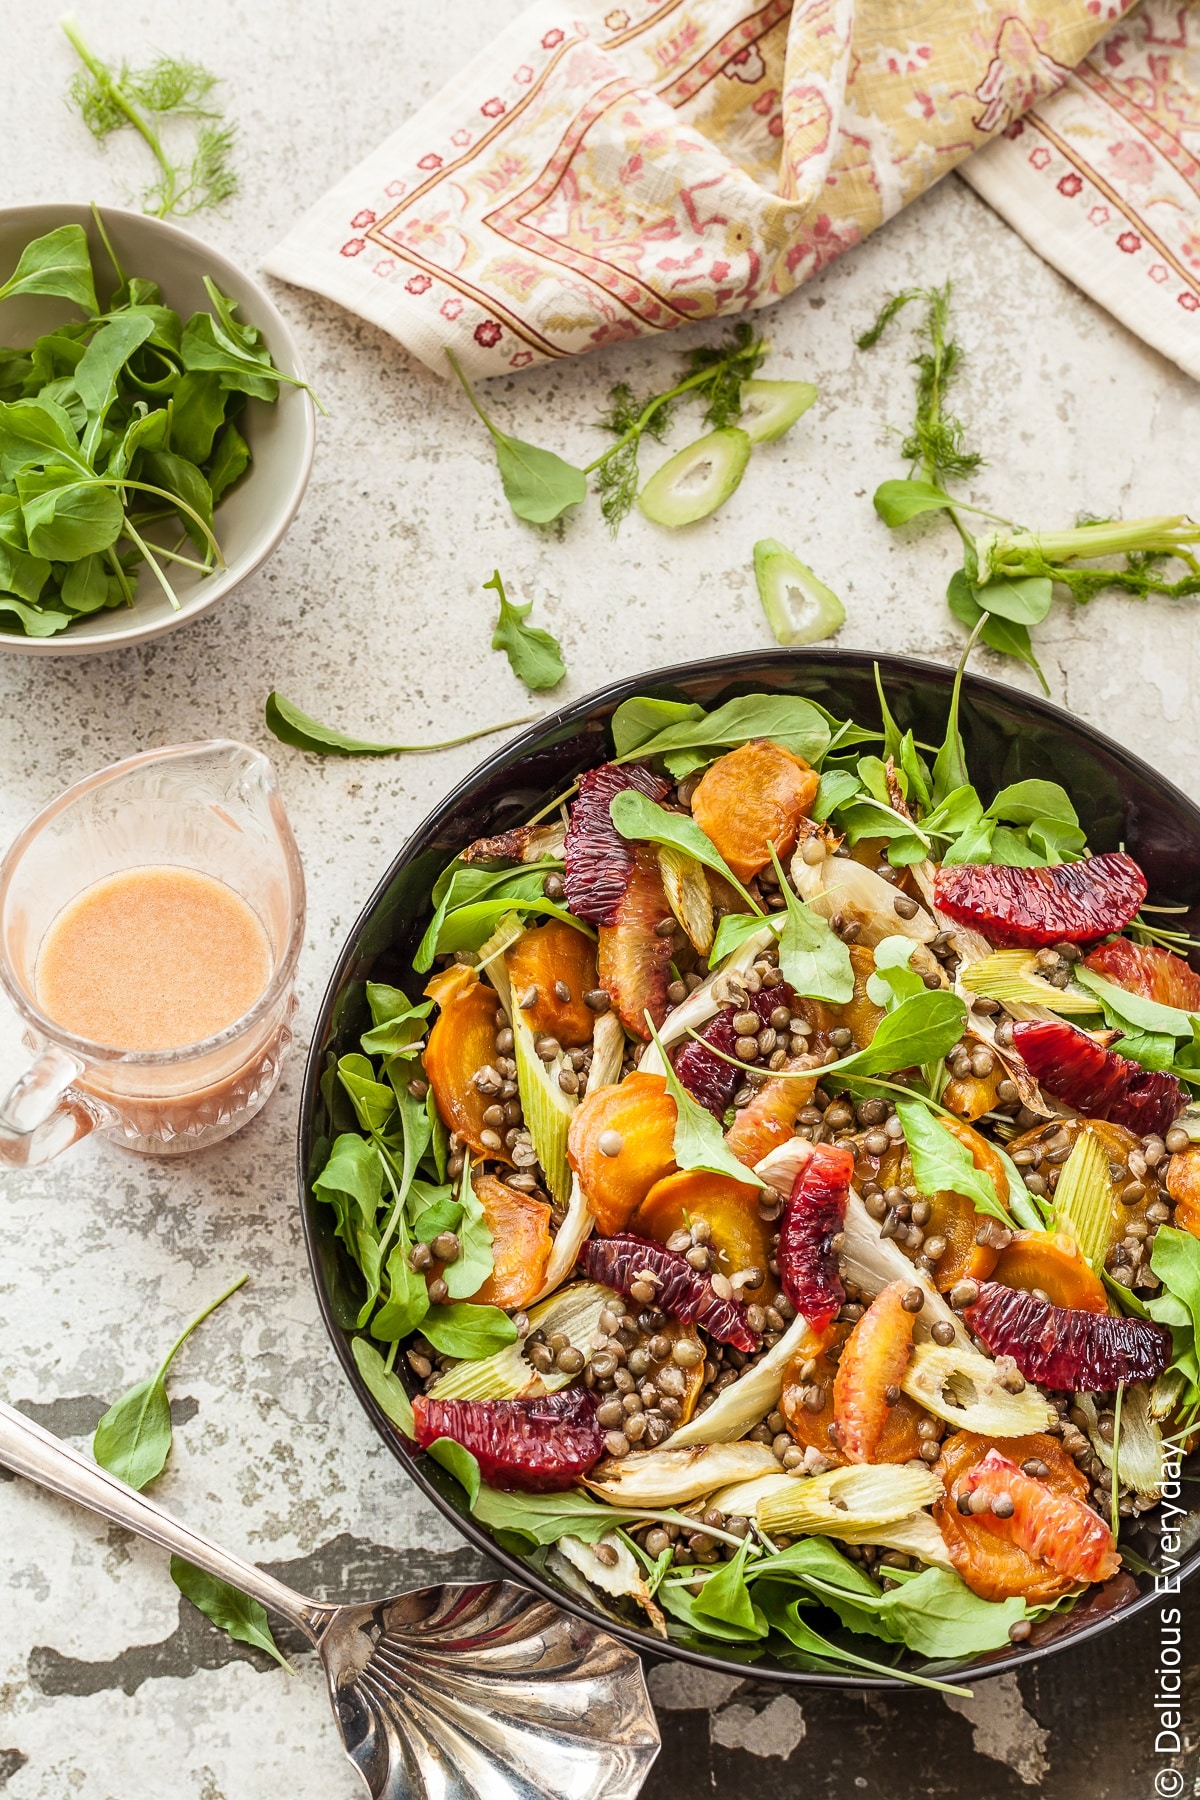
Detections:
[263, 0, 1200, 381]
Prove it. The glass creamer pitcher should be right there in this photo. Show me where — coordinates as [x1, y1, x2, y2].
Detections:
[0, 741, 305, 1164]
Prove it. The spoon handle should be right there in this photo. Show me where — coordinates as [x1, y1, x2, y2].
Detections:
[0, 1398, 322, 1636]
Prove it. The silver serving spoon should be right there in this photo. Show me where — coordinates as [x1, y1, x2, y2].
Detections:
[0, 1399, 660, 1800]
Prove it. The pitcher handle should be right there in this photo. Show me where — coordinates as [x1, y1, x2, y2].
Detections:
[0, 1046, 112, 1167]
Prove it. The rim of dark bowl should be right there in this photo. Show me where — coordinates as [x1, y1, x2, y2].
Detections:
[296, 645, 1199, 1690]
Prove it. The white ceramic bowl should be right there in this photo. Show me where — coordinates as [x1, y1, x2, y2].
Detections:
[0, 203, 316, 656]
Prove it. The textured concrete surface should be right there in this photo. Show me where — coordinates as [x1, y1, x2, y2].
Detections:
[2, 4, 1200, 1797]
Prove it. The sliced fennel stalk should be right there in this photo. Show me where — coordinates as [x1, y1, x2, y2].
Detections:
[903, 1343, 1055, 1437]
[960, 950, 1095, 1016]
[511, 1005, 576, 1203]
[429, 1281, 614, 1399]
[638, 427, 751, 528]
[587, 1442, 780, 1508]
[1051, 1128, 1116, 1271]
[666, 1310, 812, 1447]
[657, 843, 714, 955]
[753, 538, 845, 646]
[757, 1463, 942, 1537]
[738, 378, 818, 444]
[1076, 1386, 1164, 1500]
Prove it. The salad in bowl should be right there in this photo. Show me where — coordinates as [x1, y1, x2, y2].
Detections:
[306, 659, 1200, 1690]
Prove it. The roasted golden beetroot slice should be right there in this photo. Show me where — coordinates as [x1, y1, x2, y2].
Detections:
[964, 1448, 1120, 1586]
[423, 965, 513, 1164]
[934, 1431, 1090, 1603]
[942, 1060, 1003, 1124]
[919, 1116, 1011, 1294]
[1167, 1145, 1200, 1239]
[567, 1072, 677, 1236]
[633, 1167, 772, 1285]
[505, 918, 598, 1048]
[782, 1329, 928, 1468]
[723, 1059, 820, 1165]
[831, 1280, 917, 1464]
[690, 740, 819, 885]
[471, 1172, 553, 1308]
[991, 1229, 1108, 1313]
[597, 846, 674, 1041]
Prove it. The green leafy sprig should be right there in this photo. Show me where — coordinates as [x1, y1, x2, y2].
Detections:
[62, 16, 238, 218]
[485, 568, 566, 691]
[589, 323, 765, 530]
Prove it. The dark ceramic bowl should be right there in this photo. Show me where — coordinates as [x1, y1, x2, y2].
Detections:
[297, 648, 1200, 1689]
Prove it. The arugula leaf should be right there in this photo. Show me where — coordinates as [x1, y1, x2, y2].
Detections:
[691, 1537, 765, 1636]
[337, 1054, 396, 1133]
[865, 937, 925, 1009]
[662, 1572, 767, 1642]
[826, 990, 967, 1084]
[652, 1019, 767, 1189]
[709, 911, 782, 966]
[371, 1237, 430, 1342]
[421, 1302, 517, 1359]
[833, 1565, 1024, 1658]
[169, 1559, 290, 1671]
[1148, 1227, 1200, 1409]
[609, 696, 706, 758]
[471, 1484, 656, 1546]
[441, 1158, 494, 1301]
[769, 846, 854, 1003]
[812, 769, 861, 820]
[265, 691, 536, 758]
[314, 1133, 383, 1239]
[610, 787, 758, 911]
[92, 1274, 247, 1491]
[1072, 965, 1194, 1042]
[946, 569, 1047, 692]
[895, 1099, 1008, 1223]
[0, 596, 71, 636]
[617, 694, 832, 773]
[988, 780, 1078, 828]
[485, 568, 566, 691]
[208, 420, 250, 503]
[0, 223, 98, 313]
[360, 989, 433, 1059]
[872, 478, 957, 526]
[351, 1335, 414, 1435]
[446, 350, 585, 524]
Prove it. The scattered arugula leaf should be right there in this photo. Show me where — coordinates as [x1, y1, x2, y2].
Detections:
[485, 568, 566, 691]
[445, 350, 586, 524]
[264, 691, 537, 757]
[169, 1557, 291, 1671]
[92, 1274, 247, 1490]
[421, 1301, 517, 1359]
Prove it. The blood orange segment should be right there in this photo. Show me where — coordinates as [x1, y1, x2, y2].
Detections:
[411, 1388, 604, 1492]
[577, 1233, 759, 1351]
[831, 1280, 917, 1463]
[934, 1430, 1091, 1603]
[1011, 1018, 1185, 1139]
[596, 845, 674, 1040]
[1082, 938, 1200, 1010]
[563, 762, 670, 926]
[932, 852, 1146, 947]
[778, 1142, 854, 1331]
[965, 1281, 1172, 1391]
[961, 1448, 1120, 1585]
